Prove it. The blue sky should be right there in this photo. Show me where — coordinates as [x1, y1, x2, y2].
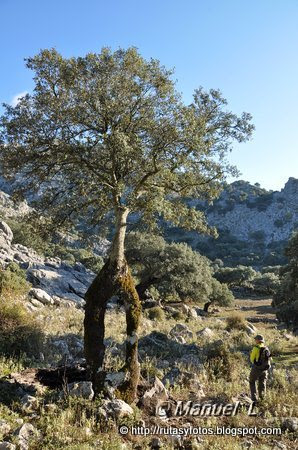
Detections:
[0, 0, 297, 191]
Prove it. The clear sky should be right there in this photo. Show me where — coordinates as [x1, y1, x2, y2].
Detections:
[0, 0, 297, 191]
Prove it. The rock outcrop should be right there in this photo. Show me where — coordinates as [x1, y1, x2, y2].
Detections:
[0, 219, 95, 308]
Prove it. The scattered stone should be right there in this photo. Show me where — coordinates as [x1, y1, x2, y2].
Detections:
[0, 220, 13, 242]
[272, 440, 287, 450]
[29, 298, 44, 308]
[20, 394, 38, 411]
[0, 420, 11, 435]
[245, 325, 255, 336]
[196, 327, 214, 339]
[0, 443, 16, 450]
[195, 308, 208, 317]
[102, 399, 133, 419]
[141, 376, 168, 406]
[156, 360, 170, 369]
[281, 417, 298, 432]
[51, 339, 71, 359]
[170, 323, 193, 340]
[150, 437, 162, 449]
[283, 333, 293, 341]
[104, 371, 128, 388]
[189, 307, 198, 319]
[67, 381, 94, 400]
[14, 423, 38, 450]
[29, 288, 54, 306]
[171, 335, 186, 344]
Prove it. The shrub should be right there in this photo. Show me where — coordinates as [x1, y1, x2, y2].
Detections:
[0, 297, 44, 358]
[0, 263, 30, 297]
[226, 313, 247, 331]
[214, 265, 257, 288]
[146, 306, 165, 321]
[6, 218, 50, 254]
[204, 341, 234, 381]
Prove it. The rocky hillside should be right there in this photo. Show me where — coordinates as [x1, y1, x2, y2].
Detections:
[1, 176, 297, 268]
[167, 177, 298, 267]
[0, 219, 95, 308]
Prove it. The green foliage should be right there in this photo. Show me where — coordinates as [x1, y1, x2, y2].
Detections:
[146, 306, 165, 321]
[209, 278, 234, 307]
[251, 272, 280, 295]
[46, 245, 104, 272]
[204, 341, 234, 381]
[0, 47, 253, 237]
[0, 296, 44, 358]
[126, 232, 214, 302]
[0, 263, 30, 297]
[273, 232, 298, 327]
[214, 265, 257, 288]
[0, 264, 42, 358]
[6, 218, 50, 254]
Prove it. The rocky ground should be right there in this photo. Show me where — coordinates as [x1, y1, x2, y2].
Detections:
[0, 199, 297, 449]
[0, 284, 297, 449]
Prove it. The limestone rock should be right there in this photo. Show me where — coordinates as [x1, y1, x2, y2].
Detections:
[0, 420, 11, 436]
[281, 417, 298, 432]
[14, 423, 38, 450]
[170, 323, 193, 340]
[196, 327, 214, 339]
[102, 399, 133, 419]
[67, 381, 94, 400]
[29, 288, 54, 305]
[0, 443, 16, 450]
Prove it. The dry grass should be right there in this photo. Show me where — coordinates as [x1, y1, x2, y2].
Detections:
[0, 296, 297, 449]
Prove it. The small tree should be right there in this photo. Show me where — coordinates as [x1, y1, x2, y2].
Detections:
[0, 47, 253, 401]
[203, 278, 234, 312]
[214, 265, 257, 288]
[126, 231, 214, 302]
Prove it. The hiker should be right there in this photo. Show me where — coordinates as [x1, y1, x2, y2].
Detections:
[249, 334, 271, 403]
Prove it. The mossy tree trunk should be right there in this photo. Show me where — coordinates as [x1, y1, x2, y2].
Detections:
[84, 207, 141, 403]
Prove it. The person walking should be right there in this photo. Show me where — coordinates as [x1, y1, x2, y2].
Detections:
[249, 334, 271, 403]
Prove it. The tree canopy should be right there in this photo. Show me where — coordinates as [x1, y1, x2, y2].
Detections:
[0, 47, 254, 236]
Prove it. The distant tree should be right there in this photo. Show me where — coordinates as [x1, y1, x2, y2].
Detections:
[203, 278, 234, 312]
[273, 232, 298, 328]
[252, 272, 280, 295]
[214, 265, 257, 288]
[126, 232, 214, 302]
[126, 232, 234, 312]
[0, 47, 253, 401]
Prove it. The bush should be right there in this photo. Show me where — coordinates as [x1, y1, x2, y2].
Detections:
[226, 313, 247, 331]
[0, 263, 30, 297]
[146, 306, 165, 321]
[6, 218, 50, 254]
[204, 341, 234, 381]
[0, 297, 44, 358]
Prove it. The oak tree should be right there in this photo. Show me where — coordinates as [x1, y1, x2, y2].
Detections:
[0, 47, 253, 401]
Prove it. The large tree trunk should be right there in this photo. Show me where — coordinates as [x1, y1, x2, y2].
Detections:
[84, 207, 141, 403]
